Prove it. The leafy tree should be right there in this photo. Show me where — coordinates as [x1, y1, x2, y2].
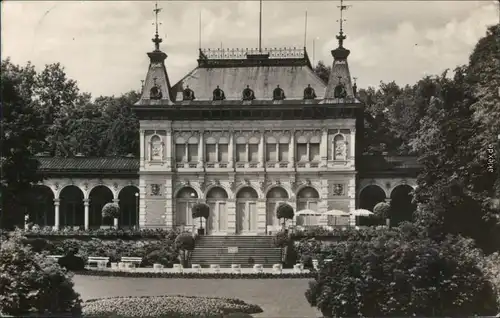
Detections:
[1, 59, 46, 228]
[191, 203, 210, 229]
[33, 63, 90, 157]
[313, 60, 331, 84]
[276, 203, 294, 228]
[100, 91, 140, 157]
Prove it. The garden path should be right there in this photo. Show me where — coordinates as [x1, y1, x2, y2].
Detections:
[73, 275, 321, 317]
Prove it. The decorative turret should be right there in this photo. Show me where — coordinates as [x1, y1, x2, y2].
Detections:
[135, 2, 174, 106]
[323, 0, 357, 103]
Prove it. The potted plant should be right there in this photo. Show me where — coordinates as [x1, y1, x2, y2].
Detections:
[191, 203, 210, 235]
[373, 201, 391, 227]
[174, 233, 195, 267]
[276, 203, 294, 233]
[102, 202, 120, 229]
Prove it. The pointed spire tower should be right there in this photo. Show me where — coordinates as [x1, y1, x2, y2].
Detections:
[135, 2, 174, 106]
[323, 0, 357, 103]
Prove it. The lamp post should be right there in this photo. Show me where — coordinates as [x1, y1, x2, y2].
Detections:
[134, 192, 139, 229]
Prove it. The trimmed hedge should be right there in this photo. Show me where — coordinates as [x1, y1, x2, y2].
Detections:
[82, 295, 263, 317]
[74, 270, 315, 279]
[15, 227, 181, 240]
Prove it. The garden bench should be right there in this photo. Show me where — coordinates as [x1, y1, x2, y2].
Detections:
[210, 264, 220, 273]
[231, 264, 241, 274]
[173, 264, 183, 273]
[120, 257, 142, 268]
[191, 264, 202, 273]
[87, 256, 109, 268]
[253, 264, 263, 273]
[47, 255, 63, 261]
[293, 263, 304, 273]
[272, 263, 282, 274]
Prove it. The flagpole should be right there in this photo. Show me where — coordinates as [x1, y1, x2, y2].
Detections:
[259, 0, 263, 52]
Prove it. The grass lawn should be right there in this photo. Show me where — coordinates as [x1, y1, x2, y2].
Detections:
[73, 275, 320, 318]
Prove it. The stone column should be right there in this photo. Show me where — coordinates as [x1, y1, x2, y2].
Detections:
[165, 178, 174, 229]
[198, 131, 204, 168]
[258, 131, 264, 168]
[350, 128, 356, 159]
[139, 178, 147, 227]
[320, 128, 328, 165]
[83, 199, 89, 230]
[112, 199, 120, 227]
[166, 130, 172, 169]
[289, 131, 295, 168]
[139, 129, 145, 168]
[228, 131, 234, 168]
[226, 199, 237, 234]
[53, 199, 60, 230]
[257, 199, 267, 235]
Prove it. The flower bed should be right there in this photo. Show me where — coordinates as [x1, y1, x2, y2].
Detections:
[82, 295, 263, 317]
[75, 270, 315, 279]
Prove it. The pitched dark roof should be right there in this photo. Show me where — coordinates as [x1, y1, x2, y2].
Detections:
[37, 157, 139, 172]
[170, 47, 327, 102]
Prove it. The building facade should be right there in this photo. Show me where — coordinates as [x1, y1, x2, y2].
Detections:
[26, 14, 420, 233]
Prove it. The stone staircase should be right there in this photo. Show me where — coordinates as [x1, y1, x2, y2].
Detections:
[191, 236, 282, 268]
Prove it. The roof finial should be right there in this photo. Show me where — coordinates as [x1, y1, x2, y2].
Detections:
[336, 0, 351, 48]
[152, 1, 163, 51]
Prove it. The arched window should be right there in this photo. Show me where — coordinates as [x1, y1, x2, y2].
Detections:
[205, 136, 229, 163]
[296, 134, 320, 162]
[266, 187, 289, 230]
[175, 135, 199, 163]
[150, 135, 163, 161]
[182, 86, 195, 101]
[235, 135, 259, 163]
[175, 187, 198, 229]
[266, 135, 290, 163]
[213, 86, 226, 101]
[242, 85, 255, 101]
[206, 187, 228, 234]
[303, 84, 316, 100]
[296, 187, 320, 226]
[273, 85, 286, 101]
[236, 187, 258, 234]
[333, 134, 346, 160]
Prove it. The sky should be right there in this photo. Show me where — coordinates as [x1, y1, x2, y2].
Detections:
[2, 0, 499, 98]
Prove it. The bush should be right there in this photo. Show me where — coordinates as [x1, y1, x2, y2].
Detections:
[82, 295, 263, 317]
[141, 249, 178, 267]
[192, 203, 210, 219]
[101, 202, 120, 219]
[0, 231, 82, 316]
[276, 203, 294, 227]
[373, 201, 390, 219]
[175, 233, 195, 251]
[305, 225, 499, 317]
[480, 252, 500, 307]
[273, 231, 291, 248]
[58, 248, 85, 271]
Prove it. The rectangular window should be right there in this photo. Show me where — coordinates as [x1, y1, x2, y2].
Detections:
[205, 144, 217, 162]
[296, 143, 308, 162]
[188, 144, 198, 162]
[218, 144, 229, 162]
[175, 144, 186, 162]
[236, 144, 246, 162]
[249, 144, 259, 162]
[266, 143, 277, 162]
[309, 143, 320, 161]
[278, 143, 289, 162]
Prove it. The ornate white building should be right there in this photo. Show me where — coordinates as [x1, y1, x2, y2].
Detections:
[26, 7, 420, 233]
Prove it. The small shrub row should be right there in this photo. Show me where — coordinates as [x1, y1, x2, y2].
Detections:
[22, 236, 179, 267]
[16, 226, 181, 240]
[82, 295, 263, 317]
[74, 270, 315, 279]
